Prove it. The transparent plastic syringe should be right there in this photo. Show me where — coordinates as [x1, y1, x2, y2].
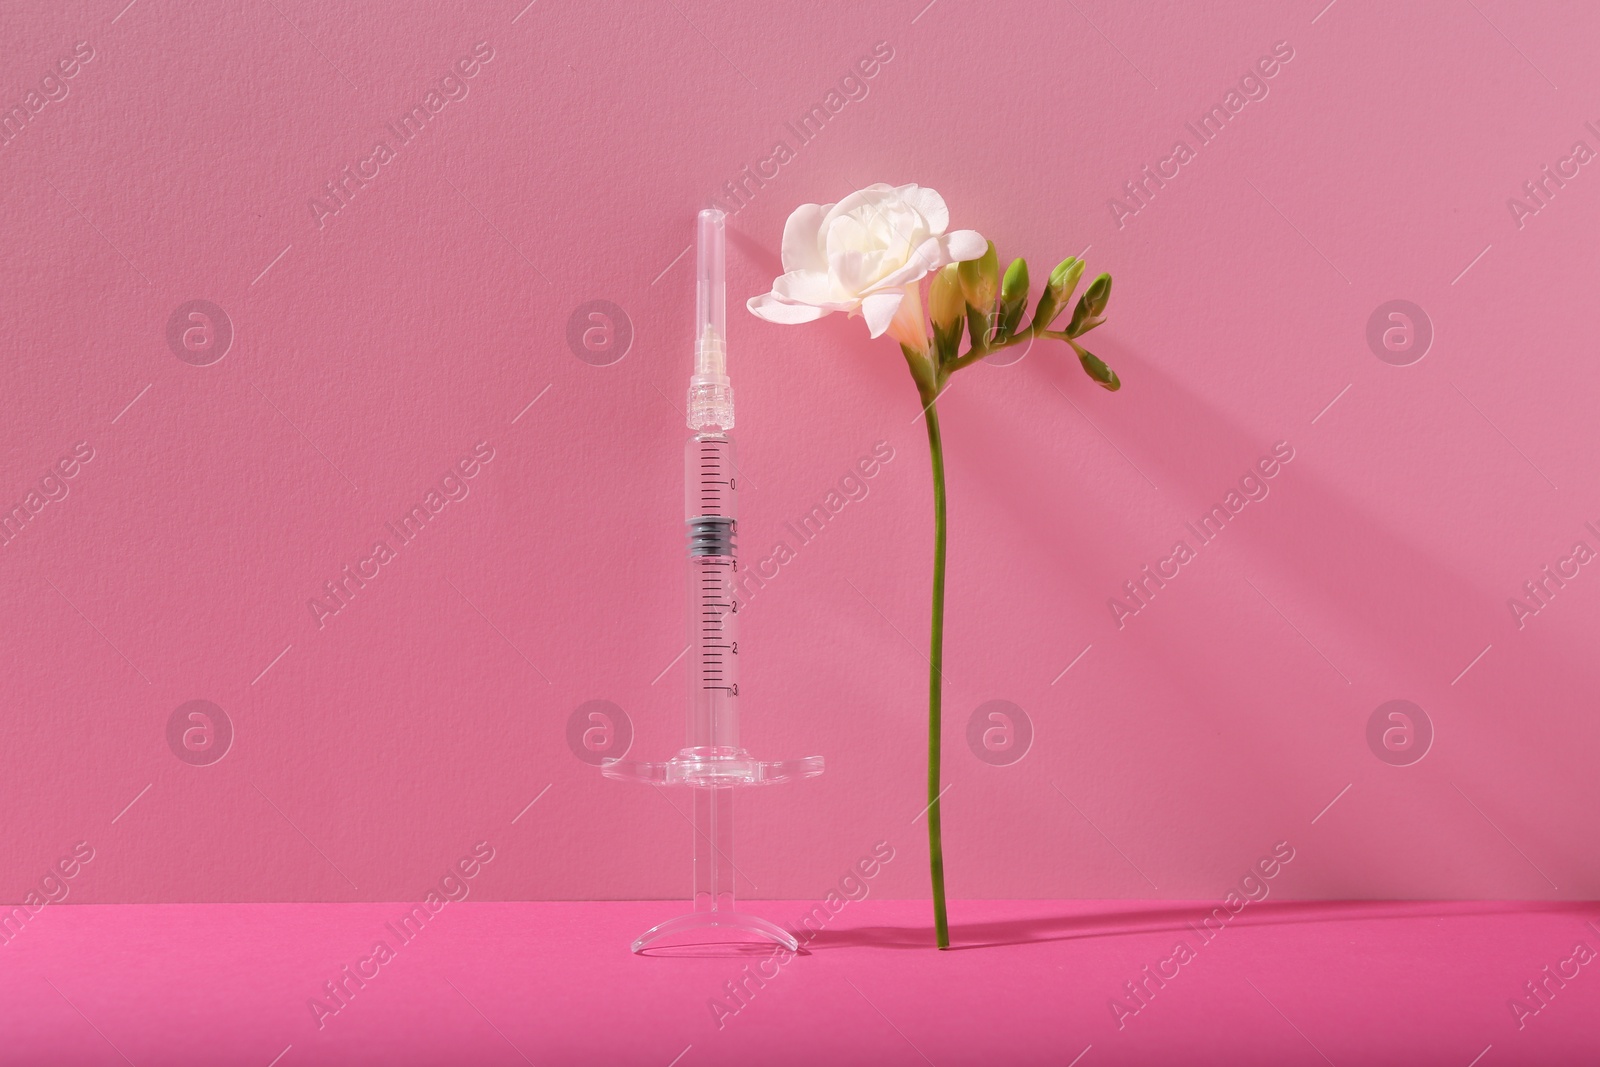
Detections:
[599, 207, 821, 953]
[685, 206, 741, 757]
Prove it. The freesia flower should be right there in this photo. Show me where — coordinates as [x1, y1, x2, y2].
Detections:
[748, 182, 1121, 949]
[746, 183, 987, 353]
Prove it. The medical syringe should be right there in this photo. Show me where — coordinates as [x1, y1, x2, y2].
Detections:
[599, 207, 820, 952]
[684, 207, 741, 755]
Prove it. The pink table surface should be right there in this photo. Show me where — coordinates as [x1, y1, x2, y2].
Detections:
[2, 899, 1596, 1065]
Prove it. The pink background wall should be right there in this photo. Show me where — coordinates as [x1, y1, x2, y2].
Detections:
[2, 0, 1597, 904]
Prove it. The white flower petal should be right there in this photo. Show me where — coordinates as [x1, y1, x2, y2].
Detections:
[822, 183, 896, 232]
[829, 247, 887, 296]
[944, 229, 988, 262]
[823, 211, 869, 259]
[773, 270, 856, 310]
[859, 290, 904, 339]
[746, 183, 976, 345]
[779, 203, 829, 273]
[898, 185, 949, 235]
[747, 292, 831, 324]
[870, 236, 951, 291]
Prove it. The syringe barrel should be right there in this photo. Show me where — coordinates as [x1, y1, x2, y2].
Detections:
[685, 433, 740, 751]
[685, 433, 738, 525]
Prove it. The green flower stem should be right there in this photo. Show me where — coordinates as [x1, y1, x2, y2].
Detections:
[899, 304, 1097, 951]
[920, 385, 951, 950]
[902, 326, 1034, 951]
[943, 322, 1043, 376]
[889, 264, 1118, 949]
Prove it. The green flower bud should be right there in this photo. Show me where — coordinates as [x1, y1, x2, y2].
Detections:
[1077, 347, 1121, 391]
[929, 264, 964, 331]
[960, 241, 999, 350]
[998, 258, 1030, 337]
[959, 241, 999, 308]
[1051, 256, 1086, 296]
[928, 264, 965, 365]
[1033, 257, 1083, 331]
[1066, 272, 1112, 336]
